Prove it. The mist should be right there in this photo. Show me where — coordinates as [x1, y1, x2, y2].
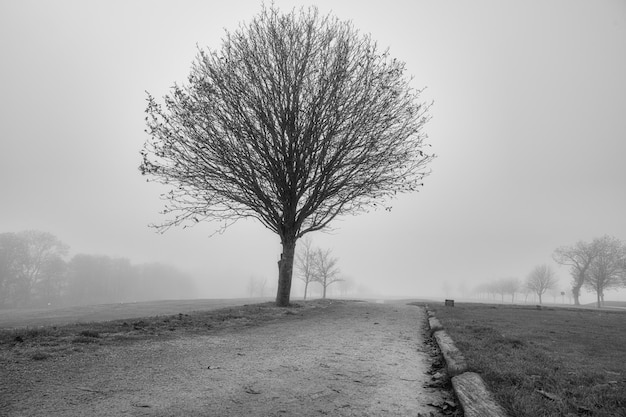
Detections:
[1, 1, 625, 308]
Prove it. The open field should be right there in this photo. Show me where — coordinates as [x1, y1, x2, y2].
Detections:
[432, 303, 626, 417]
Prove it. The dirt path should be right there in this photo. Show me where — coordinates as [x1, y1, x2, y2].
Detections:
[1, 301, 453, 416]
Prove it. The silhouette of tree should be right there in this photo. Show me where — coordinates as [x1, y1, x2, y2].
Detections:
[313, 248, 342, 299]
[585, 235, 626, 308]
[553, 240, 597, 305]
[141, 6, 433, 306]
[525, 264, 558, 304]
[295, 236, 316, 300]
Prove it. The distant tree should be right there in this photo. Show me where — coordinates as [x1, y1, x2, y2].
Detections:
[109, 258, 138, 303]
[136, 262, 196, 301]
[295, 236, 316, 300]
[337, 275, 355, 297]
[33, 256, 68, 306]
[481, 278, 520, 303]
[313, 248, 342, 299]
[485, 282, 498, 300]
[0, 233, 29, 308]
[520, 285, 533, 304]
[493, 279, 507, 303]
[66, 254, 114, 305]
[66, 255, 195, 305]
[247, 276, 269, 298]
[501, 277, 520, 303]
[553, 240, 597, 305]
[585, 235, 626, 308]
[472, 282, 490, 300]
[17, 231, 69, 306]
[547, 287, 562, 304]
[0, 231, 69, 307]
[140, 5, 433, 307]
[526, 264, 558, 304]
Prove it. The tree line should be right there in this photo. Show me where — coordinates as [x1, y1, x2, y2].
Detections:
[474, 235, 626, 307]
[474, 265, 561, 305]
[554, 235, 626, 307]
[0, 230, 196, 309]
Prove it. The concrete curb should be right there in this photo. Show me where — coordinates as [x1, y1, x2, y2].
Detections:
[425, 305, 508, 417]
[428, 316, 443, 333]
[433, 330, 468, 376]
[452, 372, 508, 417]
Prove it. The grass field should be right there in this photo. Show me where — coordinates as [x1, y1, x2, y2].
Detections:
[0, 301, 307, 362]
[432, 303, 626, 417]
[0, 298, 274, 329]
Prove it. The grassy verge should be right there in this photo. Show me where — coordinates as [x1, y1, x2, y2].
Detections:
[0, 301, 314, 362]
[432, 303, 626, 417]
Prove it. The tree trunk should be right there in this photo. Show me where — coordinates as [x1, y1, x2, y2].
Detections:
[597, 291, 601, 309]
[538, 294, 542, 304]
[276, 238, 296, 307]
[572, 285, 581, 305]
[303, 281, 308, 300]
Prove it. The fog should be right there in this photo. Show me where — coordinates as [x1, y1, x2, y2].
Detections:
[1, 1, 625, 306]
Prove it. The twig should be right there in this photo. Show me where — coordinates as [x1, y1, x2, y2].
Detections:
[75, 386, 103, 394]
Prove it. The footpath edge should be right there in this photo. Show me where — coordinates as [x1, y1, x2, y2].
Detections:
[424, 305, 509, 417]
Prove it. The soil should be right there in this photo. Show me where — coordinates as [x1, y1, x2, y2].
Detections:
[1, 300, 458, 416]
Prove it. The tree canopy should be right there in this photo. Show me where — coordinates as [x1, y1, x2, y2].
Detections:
[141, 6, 433, 306]
[554, 235, 626, 307]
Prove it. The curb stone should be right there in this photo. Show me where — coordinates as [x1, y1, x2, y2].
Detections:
[428, 316, 443, 333]
[425, 305, 508, 417]
[452, 372, 508, 417]
[433, 330, 468, 376]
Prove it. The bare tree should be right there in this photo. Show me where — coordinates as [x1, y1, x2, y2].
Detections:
[247, 276, 269, 298]
[501, 277, 520, 303]
[553, 240, 597, 305]
[1, 231, 70, 307]
[20, 231, 69, 303]
[0, 232, 28, 308]
[337, 276, 355, 297]
[140, 6, 433, 306]
[585, 235, 626, 308]
[34, 256, 68, 306]
[493, 279, 507, 303]
[520, 285, 533, 304]
[525, 264, 558, 304]
[295, 236, 316, 300]
[472, 282, 491, 300]
[476, 278, 519, 303]
[313, 248, 342, 299]
[547, 287, 562, 304]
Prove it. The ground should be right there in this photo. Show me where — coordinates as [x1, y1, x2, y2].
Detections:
[0, 300, 458, 416]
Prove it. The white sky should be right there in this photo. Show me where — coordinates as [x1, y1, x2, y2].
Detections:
[1, 0, 625, 302]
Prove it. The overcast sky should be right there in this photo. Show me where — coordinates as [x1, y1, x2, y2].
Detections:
[1, 0, 625, 302]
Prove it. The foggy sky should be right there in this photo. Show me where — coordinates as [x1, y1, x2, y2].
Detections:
[1, 0, 625, 302]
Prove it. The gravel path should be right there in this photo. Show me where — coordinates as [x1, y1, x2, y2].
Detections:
[2, 301, 451, 416]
